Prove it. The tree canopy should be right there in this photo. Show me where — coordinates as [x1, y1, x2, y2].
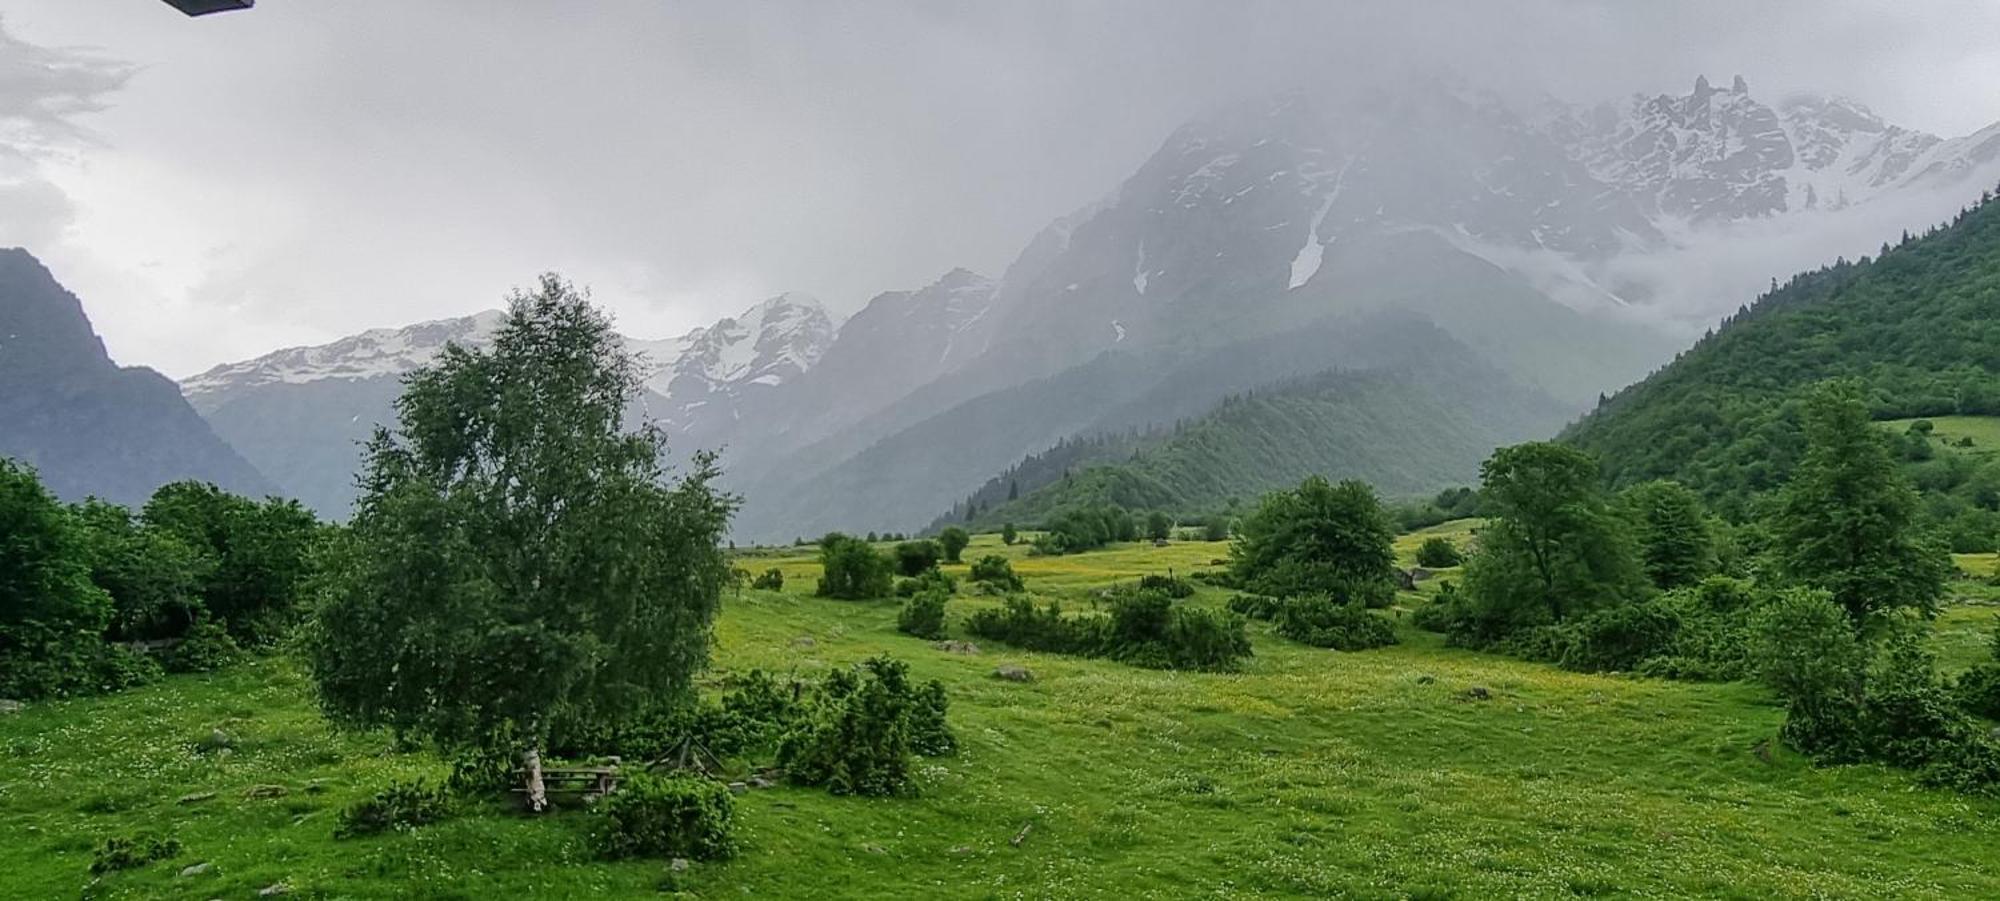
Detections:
[304, 275, 735, 810]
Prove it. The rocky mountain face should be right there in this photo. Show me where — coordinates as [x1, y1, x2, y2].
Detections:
[1549, 75, 2000, 223]
[0, 249, 273, 506]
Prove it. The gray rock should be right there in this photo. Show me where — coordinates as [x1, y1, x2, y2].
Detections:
[0, 699, 23, 715]
[669, 858, 690, 873]
[242, 784, 288, 799]
[176, 791, 217, 805]
[258, 883, 291, 897]
[199, 728, 233, 751]
[1463, 686, 1491, 701]
[178, 862, 212, 878]
[862, 843, 887, 855]
[993, 664, 1034, 683]
[748, 775, 775, 789]
[933, 640, 981, 654]
[727, 781, 748, 795]
[790, 636, 817, 649]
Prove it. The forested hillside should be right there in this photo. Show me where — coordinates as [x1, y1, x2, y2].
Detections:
[962, 353, 1566, 529]
[1566, 184, 2000, 518]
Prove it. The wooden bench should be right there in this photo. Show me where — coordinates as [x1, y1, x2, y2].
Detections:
[512, 758, 622, 803]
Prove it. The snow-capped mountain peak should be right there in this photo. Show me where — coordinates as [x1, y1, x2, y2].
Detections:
[180, 309, 507, 411]
[626, 292, 836, 405]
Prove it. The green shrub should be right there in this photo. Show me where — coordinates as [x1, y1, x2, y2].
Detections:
[1137, 573, 1195, 599]
[90, 834, 180, 874]
[750, 568, 784, 591]
[1157, 606, 1254, 671]
[1202, 519, 1231, 542]
[894, 540, 943, 577]
[908, 679, 956, 757]
[779, 656, 953, 796]
[938, 527, 970, 563]
[897, 589, 948, 640]
[1958, 664, 2000, 719]
[966, 597, 1106, 655]
[967, 555, 1023, 592]
[1230, 476, 1398, 606]
[970, 590, 1249, 672]
[1000, 523, 1018, 545]
[816, 533, 893, 599]
[1273, 596, 1398, 651]
[1414, 537, 1464, 568]
[1558, 602, 1681, 673]
[1410, 582, 1463, 634]
[160, 619, 240, 674]
[894, 568, 955, 598]
[593, 773, 735, 861]
[335, 779, 455, 838]
[1226, 593, 1281, 620]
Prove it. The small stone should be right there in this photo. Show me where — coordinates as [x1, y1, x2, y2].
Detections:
[949, 845, 974, 855]
[200, 728, 233, 751]
[932, 640, 981, 654]
[992, 664, 1034, 683]
[727, 781, 748, 795]
[176, 791, 217, 805]
[1463, 686, 1491, 701]
[258, 883, 291, 897]
[862, 843, 887, 855]
[669, 858, 690, 873]
[748, 775, 775, 789]
[178, 862, 211, 878]
[0, 699, 23, 715]
[790, 636, 817, 649]
[243, 784, 289, 799]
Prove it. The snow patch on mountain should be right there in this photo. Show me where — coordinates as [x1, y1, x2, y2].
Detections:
[180, 310, 507, 407]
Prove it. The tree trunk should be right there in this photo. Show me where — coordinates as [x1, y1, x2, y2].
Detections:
[520, 743, 549, 813]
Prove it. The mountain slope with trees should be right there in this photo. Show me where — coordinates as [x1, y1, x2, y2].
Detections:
[958, 334, 1569, 530]
[1565, 184, 2000, 518]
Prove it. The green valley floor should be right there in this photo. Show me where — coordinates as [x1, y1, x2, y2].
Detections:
[6, 529, 1999, 899]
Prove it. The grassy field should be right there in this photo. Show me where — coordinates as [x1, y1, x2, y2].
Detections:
[6, 531, 1999, 899]
[1882, 415, 2000, 461]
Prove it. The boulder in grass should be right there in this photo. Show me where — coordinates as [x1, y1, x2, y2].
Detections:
[992, 664, 1034, 683]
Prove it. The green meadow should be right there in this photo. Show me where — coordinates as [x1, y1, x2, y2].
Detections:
[5, 530, 1998, 899]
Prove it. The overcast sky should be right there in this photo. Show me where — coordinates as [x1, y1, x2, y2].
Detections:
[5, 1, 2000, 378]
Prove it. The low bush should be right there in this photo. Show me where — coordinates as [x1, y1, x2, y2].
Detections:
[335, 779, 455, 838]
[1414, 537, 1465, 568]
[816, 533, 893, 599]
[750, 568, 784, 591]
[908, 679, 956, 756]
[1273, 596, 1397, 651]
[967, 555, 1023, 592]
[1226, 593, 1281, 620]
[160, 619, 240, 674]
[779, 656, 954, 796]
[894, 568, 955, 598]
[937, 527, 970, 563]
[1958, 664, 2000, 720]
[966, 596, 1106, 655]
[1410, 582, 1462, 633]
[894, 540, 943, 577]
[1137, 573, 1195, 599]
[1558, 602, 1681, 673]
[90, 835, 181, 874]
[593, 773, 735, 861]
[897, 589, 948, 640]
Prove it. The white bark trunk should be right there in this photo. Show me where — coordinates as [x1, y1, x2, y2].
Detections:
[520, 744, 548, 813]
